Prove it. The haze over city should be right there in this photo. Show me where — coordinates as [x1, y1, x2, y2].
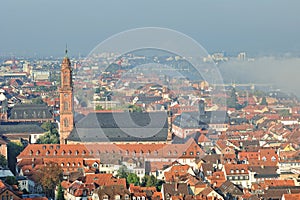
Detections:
[1, 1, 300, 200]
[1, 0, 300, 57]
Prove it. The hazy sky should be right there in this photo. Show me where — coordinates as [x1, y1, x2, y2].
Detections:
[1, 0, 300, 56]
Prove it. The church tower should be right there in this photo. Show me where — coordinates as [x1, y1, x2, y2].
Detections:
[59, 49, 74, 144]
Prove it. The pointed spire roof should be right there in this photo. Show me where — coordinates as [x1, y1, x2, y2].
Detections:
[62, 46, 71, 69]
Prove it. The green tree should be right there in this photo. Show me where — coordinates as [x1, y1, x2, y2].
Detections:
[41, 122, 52, 132]
[31, 97, 45, 105]
[127, 173, 140, 186]
[128, 105, 142, 112]
[95, 105, 104, 110]
[7, 142, 24, 174]
[37, 122, 59, 144]
[36, 131, 59, 144]
[95, 88, 101, 93]
[146, 175, 157, 187]
[37, 162, 63, 198]
[260, 96, 268, 106]
[5, 176, 18, 186]
[0, 154, 7, 167]
[56, 182, 65, 200]
[141, 175, 164, 191]
[117, 166, 128, 178]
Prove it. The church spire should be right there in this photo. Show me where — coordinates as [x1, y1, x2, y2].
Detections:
[65, 44, 68, 57]
[59, 47, 74, 144]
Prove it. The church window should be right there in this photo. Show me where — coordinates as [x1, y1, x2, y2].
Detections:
[271, 156, 276, 161]
[63, 102, 69, 111]
[64, 118, 69, 127]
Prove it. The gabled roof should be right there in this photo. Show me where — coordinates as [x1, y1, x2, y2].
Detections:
[8, 104, 52, 120]
[217, 180, 243, 196]
[0, 123, 45, 134]
[84, 174, 126, 188]
[68, 111, 169, 142]
[95, 185, 130, 199]
[162, 183, 189, 199]
[198, 134, 211, 143]
[224, 164, 249, 175]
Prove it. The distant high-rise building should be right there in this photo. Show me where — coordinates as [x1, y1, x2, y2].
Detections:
[237, 52, 246, 61]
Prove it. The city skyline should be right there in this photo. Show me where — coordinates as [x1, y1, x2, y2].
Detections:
[1, 0, 300, 56]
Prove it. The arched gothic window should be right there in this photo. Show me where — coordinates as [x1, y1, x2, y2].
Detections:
[64, 118, 69, 127]
[63, 101, 69, 111]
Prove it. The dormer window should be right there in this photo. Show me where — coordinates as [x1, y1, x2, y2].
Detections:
[36, 150, 40, 155]
[236, 169, 239, 173]
[262, 156, 267, 161]
[29, 150, 33, 156]
[93, 162, 99, 168]
[271, 156, 276, 162]
[230, 169, 234, 174]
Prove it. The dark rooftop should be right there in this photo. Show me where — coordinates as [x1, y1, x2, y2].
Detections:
[68, 112, 169, 142]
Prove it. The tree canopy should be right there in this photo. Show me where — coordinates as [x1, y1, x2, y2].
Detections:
[7, 142, 24, 173]
[37, 122, 59, 144]
[127, 173, 140, 186]
[0, 154, 7, 168]
[36, 162, 63, 198]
